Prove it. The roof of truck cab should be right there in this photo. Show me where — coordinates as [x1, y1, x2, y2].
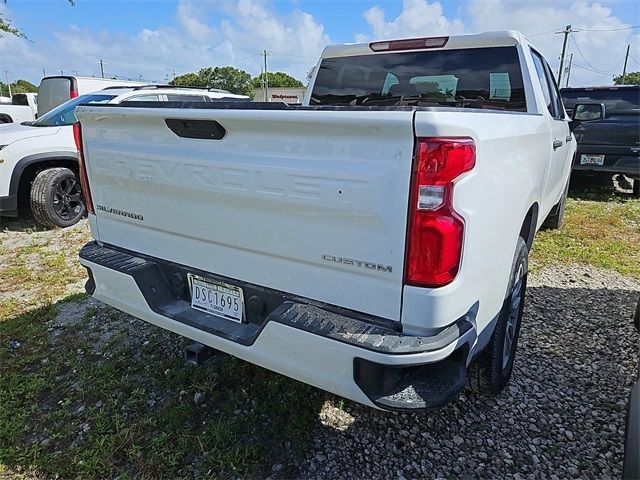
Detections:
[322, 30, 527, 58]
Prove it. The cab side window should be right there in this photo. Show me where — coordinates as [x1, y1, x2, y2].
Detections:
[542, 59, 565, 120]
[531, 50, 556, 118]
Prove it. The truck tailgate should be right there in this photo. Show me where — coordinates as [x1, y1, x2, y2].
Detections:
[77, 107, 416, 321]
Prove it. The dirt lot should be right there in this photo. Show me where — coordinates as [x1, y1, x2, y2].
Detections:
[1, 179, 639, 479]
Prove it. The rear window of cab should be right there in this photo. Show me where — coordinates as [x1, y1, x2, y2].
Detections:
[310, 46, 526, 112]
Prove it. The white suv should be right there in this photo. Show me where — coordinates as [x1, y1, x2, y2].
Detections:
[0, 86, 250, 227]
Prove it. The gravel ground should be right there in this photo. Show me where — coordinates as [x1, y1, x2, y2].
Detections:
[2, 214, 639, 478]
[295, 264, 640, 479]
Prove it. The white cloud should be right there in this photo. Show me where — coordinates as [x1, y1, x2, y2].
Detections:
[0, 0, 637, 88]
[467, 0, 640, 86]
[0, 0, 327, 85]
[176, 1, 216, 39]
[357, 0, 465, 41]
[358, 0, 639, 86]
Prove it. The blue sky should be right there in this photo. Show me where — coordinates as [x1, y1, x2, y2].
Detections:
[1, 0, 639, 86]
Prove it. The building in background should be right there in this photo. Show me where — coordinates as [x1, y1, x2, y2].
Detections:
[253, 87, 306, 104]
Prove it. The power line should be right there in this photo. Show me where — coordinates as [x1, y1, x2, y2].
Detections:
[570, 62, 615, 77]
[233, 53, 261, 64]
[570, 33, 623, 74]
[628, 54, 640, 67]
[574, 25, 640, 32]
[527, 27, 564, 38]
[268, 51, 317, 60]
[530, 24, 640, 38]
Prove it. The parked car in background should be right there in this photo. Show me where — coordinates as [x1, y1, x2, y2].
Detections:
[0, 85, 250, 228]
[0, 93, 38, 124]
[77, 31, 581, 411]
[561, 85, 640, 197]
[36, 76, 146, 118]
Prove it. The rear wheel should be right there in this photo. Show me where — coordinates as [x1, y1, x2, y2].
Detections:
[470, 237, 528, 394]
[30, 168, 85, 228]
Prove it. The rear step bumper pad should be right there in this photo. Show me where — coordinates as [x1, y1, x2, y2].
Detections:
[79, 241, 478, 410]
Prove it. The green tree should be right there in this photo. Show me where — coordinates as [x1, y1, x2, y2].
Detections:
[0, 79, 37, 96]
[172, 67, 253, 96]
[0, 12, 24, 38]
[613, 71, 640, 85]
[171, 72, 203, 87]
[12, 79, 37, 93]
[251, 71, 304, 89]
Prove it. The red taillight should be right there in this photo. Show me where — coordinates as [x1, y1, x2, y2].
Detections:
[369, 36, 448, 52]
[405, 138, 475, 287]
[73, 123, 93, 214]
[70, 88, 78, 99]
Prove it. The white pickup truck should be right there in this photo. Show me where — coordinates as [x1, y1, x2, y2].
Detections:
[0, 93, 38, 124]
[76, 31, 578, 411]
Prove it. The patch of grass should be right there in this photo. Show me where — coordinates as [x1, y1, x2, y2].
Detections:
[0, 223, 91, 318]
[532, 193, 640, 278]
[0, 294, 326, 479]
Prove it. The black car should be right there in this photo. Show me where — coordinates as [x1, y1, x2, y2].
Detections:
[561, 85, 640, 197]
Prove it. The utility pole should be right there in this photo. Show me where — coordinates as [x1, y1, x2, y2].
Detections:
[172, 68, 176, 82]
[98, 59, 105, 79]
[263, 49, 269, 101]
[557, 25, 572, 86]
[621, 44, 630, 84]
[565, 53, 573, 88]
[60, 69, 64, 75]
[42, 68, 46, 78]
[5, 71, 12, 97]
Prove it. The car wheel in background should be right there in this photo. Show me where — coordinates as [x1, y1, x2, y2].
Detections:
[469, 236, 528, 395]
[30, 167, 85, 228]
[633, 179, 640, 199]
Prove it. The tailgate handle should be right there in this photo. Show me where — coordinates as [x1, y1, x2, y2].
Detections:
[165, 119, 226, 140]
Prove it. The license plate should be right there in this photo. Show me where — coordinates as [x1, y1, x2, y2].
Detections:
[188, 274, 244, 323]
[580, 154, 605, 166]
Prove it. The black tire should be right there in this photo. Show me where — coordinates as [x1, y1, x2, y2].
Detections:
[633, 179, 640, 199]
[542, 178, 569, 229]
[470, 237, 528, 395]
[30, 167, 85, 228]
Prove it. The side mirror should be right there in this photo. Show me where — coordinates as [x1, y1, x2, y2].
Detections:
[572, 102, 605, 122]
